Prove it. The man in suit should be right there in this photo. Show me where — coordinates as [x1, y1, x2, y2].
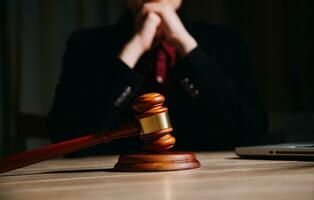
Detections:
[48, 0, 268, 155]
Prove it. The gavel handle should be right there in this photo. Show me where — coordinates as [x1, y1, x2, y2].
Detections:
[0, 123, 140, 174]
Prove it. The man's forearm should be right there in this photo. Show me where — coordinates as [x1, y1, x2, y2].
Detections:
[118, 35, 145, 69]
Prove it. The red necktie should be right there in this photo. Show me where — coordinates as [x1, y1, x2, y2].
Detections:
[155, 41, 176, 84]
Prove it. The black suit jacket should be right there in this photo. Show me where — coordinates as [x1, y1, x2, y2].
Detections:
[48, 14, 268, 155]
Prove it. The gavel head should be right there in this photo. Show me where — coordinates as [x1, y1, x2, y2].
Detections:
[133, 93, 176, 152]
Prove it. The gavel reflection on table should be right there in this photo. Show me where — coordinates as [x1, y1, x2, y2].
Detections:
[0, 93, 200, 173]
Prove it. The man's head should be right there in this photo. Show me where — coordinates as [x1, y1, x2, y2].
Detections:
[127, 0, 183, 13]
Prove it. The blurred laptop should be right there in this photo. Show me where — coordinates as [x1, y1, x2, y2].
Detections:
[236, 113, 314, 160]
[235, 143, 314, 159]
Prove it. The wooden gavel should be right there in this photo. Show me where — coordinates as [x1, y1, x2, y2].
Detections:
[0, 93, 176, 173]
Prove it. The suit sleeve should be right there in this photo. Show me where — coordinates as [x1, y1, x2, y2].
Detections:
[47, 31, 143, 144]
[171, 30, 268, 146]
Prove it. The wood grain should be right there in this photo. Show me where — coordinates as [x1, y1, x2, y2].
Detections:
[0, 152, 313, 200]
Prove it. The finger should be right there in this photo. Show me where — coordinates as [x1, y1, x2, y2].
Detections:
[135, 8, 161, 27]
[140, 2, 183, 31]
[140, 2, 171, 20]
[141, 12, 161, 32]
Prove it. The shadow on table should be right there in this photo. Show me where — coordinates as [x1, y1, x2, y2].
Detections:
[0, 168, 116, 177]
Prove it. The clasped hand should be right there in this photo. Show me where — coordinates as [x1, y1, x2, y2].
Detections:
[119, 2, 197, 69]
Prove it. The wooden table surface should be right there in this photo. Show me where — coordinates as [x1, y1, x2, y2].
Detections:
[0, 152, 313, 200]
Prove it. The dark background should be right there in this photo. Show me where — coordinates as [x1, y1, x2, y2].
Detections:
[0, 0, 313, 157]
